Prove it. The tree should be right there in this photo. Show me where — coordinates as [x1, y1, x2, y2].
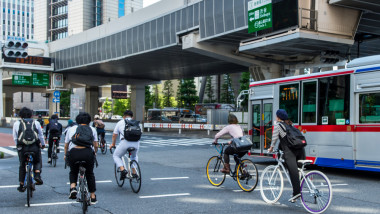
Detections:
[60, 91, 71, 117]
[239, 72, 251, 111]
[204, 76, 215, 103]
[102, 98, 113, 114]
[220, 74, 235, 104]
[162, 80, 174, 107]
[145, 85, 154, 109]
[113, 99, 130, 116]
[177, 78, 199, 109]
[152, 84, 163, 108]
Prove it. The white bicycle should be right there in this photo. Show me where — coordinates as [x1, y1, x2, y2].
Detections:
[113, 147, 141, 193]
[260, 150, 333, 213]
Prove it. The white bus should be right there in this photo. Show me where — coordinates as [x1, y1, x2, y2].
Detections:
[248, 55, 380, 172]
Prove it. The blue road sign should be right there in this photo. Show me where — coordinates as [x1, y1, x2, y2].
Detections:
[53, 90, 61, 97]
[53, 97, 60, 103]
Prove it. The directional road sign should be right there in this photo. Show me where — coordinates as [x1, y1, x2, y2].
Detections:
[53, 97, 60, 103]
[248, 0, 273, 33]
[53, 90, 61, 98]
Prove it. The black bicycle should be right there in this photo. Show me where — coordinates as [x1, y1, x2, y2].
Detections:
[50, 136, 60, 167]
[24, 152, 36, 207]
[98, 133, 107, 155]
[206, 143, 258, 192]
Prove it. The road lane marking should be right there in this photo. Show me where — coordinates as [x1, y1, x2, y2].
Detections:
[25, 201, 79, 207]
[233, 190, 243, 192]
[66, 180, 112, 185]
[0, 147, 17, 156]
[0, 185, 19, 188]
[331, 183, 348, 186]
[139, 193, 190, 199]
[150, 177, 189, 181]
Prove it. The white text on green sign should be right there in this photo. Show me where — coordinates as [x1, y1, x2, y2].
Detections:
[248, 0, 272, 33]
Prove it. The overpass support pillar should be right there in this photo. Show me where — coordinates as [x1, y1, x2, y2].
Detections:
[249, 64, 282, 81]
[130, 85, 145, 122]
[3, 92, 13, 117]
[85, 86, 99, 117]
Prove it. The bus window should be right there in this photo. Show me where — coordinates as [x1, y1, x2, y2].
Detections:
[318, 75, 350, 125]
[359, 93, 380, 123]
[302, 81, 317, 123]
[279, 83, 299, 123]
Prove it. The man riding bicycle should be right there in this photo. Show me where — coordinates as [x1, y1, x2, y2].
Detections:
[92, 115, 105, 144]
[13, 107, 46, 192]
[110, 110, 141, 179]
[213, 114, 245, 174]
[45, 115, 63, 164]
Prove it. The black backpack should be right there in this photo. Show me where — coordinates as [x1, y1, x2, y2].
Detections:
[49, 119, 60, 134]
[279, 122, 307, 149]
[17, 119, 39, 145]
[71, 125, 94, 148]
[123, 119, 142, 141]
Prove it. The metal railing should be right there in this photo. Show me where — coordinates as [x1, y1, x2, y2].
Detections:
[299, 8, 318, 31]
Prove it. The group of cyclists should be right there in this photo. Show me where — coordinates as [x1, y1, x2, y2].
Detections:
[13, 107, 141, 206]
[13, 106, 305, 208]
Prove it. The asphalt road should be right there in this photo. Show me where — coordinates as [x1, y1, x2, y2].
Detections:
[0, 130, 380, 214]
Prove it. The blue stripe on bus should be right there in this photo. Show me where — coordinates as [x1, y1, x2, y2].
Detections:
[355, 66, 380, 73]
[314, 157, 380, 172]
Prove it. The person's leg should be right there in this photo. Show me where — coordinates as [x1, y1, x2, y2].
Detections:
[283, 146, 301, 200]
[221, 146, 234, 173]
[47, 137, 53, 161]
[113, 142, 128, 171]
[128, 142, 139, 175]
[68, 149, 80, 199]
[33, 146, 43, 184]
[18, 149, 27, 190]
[83, 149, 96, 200]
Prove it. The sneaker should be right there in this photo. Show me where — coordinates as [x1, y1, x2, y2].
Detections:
[120, 169, 128, 180]
[90, 196, 98, 205]
[47, 158, 51, 164]
[17, 185, 26, 192]
[34, 173, 43, 185]
[69, 187, 77, 199]
[289, 193, 301, 203]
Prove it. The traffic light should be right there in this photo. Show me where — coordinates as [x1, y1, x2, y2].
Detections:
[3, 40, 28, 58]
[320, 50, 340, 64]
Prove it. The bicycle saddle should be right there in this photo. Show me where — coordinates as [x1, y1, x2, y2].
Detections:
[298, 160, 313, 165]
[23, 152, 35, 157]
[127, 147, 136, 152]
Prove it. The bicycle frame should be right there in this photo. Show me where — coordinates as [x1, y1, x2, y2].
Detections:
[24, 155, 35, 187]
[213, 143, 242, 177]
[121, 154, 133, 178]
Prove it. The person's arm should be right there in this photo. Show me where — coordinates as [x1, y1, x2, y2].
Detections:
[45, 123, 49, 138]
[64, 143, 69, 160]
[110, 122, 120, 149]
[59, 123, 63, 135]
[64, 130, 70, 160]
[35, 122, 46, 147]
[214, 126, 230, 143]
[93, 128, 98, 153]
[12, 122, 19, 145]
[268, 124, 280, 152]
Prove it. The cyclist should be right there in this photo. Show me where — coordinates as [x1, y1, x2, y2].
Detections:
[110, 110, 140, 179]
[213, 114, 245, 174]
[45, 115, 63, 164]
[12, 107, 46, 192]
[63, 119, 76, 136]
[268, 109, 306, 203]
[92, 115, 105, 144]
[64, 112, 98, 204]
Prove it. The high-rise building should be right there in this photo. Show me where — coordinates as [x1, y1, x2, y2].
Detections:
[118, 0, 143, 18]
[0, 0, 34, 40]
[35, 0, 138, 42]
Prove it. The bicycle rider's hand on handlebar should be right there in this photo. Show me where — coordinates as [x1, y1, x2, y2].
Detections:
[268, 146, 274, 153]
[109, 143, 115, 150]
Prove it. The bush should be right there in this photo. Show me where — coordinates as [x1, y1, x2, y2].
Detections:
[0, 152, 4, 159]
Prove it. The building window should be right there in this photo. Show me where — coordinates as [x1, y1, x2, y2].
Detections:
[279, 83, 299, 123]
[359, 93, 380, 123]
[302, 81, 317, 124]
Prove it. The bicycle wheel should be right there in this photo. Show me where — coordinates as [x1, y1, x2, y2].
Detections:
[129, 160, 142, 193]
[260, 165, 284, 204]
[114, 164, 125, 187]
[80, 180, 88, 214]
[52, 145, 57, 167]
[26, 167, 31, 207]
[206, 156, 226, 186]
[236, 159, 258, 192]
[101, 139, 107, 154]
[300, 171, 333, 214]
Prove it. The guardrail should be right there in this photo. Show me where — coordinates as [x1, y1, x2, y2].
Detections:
[144, 123, 214, 135]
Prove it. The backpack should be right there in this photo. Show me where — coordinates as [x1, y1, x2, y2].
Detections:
[71, 125, 94, 148]
[49, 119, 60, 134]
[279, 122, 307, 149]
[95, 120, 105, 129]
[123, 119, 142, 141]
[17, 119, 39, 145]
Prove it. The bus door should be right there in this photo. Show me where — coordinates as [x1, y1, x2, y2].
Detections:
[251, 99, 273, 154]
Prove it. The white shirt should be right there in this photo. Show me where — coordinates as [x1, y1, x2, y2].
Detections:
[113, 118, 140, 144]
[13, 120, 45, 146]
[65, 125, 98, 151]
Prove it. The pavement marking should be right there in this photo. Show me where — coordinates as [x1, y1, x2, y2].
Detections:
[25, 201, 79, 207]
[139, 193, 190, 199]
[332, 183, 349, 186]
[150, 177, 189, 181]
[0, 147, 18, 156]
[66, 180, 112, 185]
[233, 190, 243, 192]
[0, 185, 19, 188]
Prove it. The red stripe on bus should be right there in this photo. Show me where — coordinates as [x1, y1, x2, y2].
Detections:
[249, 70, 354, 87]
[305, 156, 316, 164]
[295, 125, 380, 132]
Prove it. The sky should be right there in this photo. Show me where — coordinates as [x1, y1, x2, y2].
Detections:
[144, 0, 161, 7]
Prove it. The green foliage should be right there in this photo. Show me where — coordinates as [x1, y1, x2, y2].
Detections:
[162, 80, 174, 107]
[60, 91, 71, 117]
[145, 85, 154, 109]
[204, 76, 215, 103]
[239, 72, 251, 111]
[152, 84, 163, 108]
[102, 98, 113, 114]
[220, 74, 235, 104]
[0, 152, 4, 159]
[113, 99, 130, 116]
[177, 78, 199, 108]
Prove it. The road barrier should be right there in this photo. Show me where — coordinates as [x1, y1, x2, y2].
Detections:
[144, 123, 214, 135]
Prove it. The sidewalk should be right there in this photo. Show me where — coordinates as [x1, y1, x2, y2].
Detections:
[0, 132, 14, 147]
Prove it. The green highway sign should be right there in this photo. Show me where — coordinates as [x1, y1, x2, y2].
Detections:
[32, 73, 50, 86]
[248, 0, 273, 33]
[12, 72, 50, 86]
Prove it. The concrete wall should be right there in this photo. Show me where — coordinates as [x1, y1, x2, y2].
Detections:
[34, 0, 49, 41]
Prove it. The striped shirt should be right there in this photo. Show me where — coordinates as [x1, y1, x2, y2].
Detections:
[270, 122, 287, 148]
